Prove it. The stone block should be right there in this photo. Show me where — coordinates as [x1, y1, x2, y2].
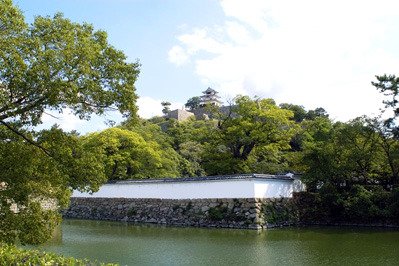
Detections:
[201, 206, 210, 212]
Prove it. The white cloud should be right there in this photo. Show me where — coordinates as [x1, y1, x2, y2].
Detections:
[169, 0, 399, 121]
[168, 45, 189, 66]
[137, 96, 183, 119]
[37, 109, 119, 134]
[39, 109, 85, 132]
[35, 97, 184, 134]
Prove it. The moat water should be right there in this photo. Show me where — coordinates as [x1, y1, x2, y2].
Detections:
[34, 219, 399, 265]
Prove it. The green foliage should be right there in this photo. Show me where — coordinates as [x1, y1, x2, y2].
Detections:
[83, 127, 180, 180]
[203, 96, 296, 175]
[185, 96, 201, 111]
[367, 118, 399, 186]
[38, 127, 107, 193]
[390, 188, 399, 218]
[372, 74, 399, 117]
[370, 74, 399, 185]
[0, 1, 139, 127]
[297, 115, 399, 223]
[163, 119, 215, 176]
[300, 117, 389, 190]
[279, 103, 307, 122]
[342, 186, 379, 220]
[293, 192, 326, 223]
[0, 0, 139, 246]
[0, 126, 106, 245]
[161, 101, 171, 115]
[305, 107, 329, 120]
[292, 75, 399, 224]
[122, 118, 207, 177]
[152, 95, 299, 176]
[0, 244, 117, 265]
[295, 186, 399, 224]
[279, 104, 328, 122]
[178, 141, 206, 176]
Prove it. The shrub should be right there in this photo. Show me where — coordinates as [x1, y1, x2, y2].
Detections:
[390, 188, 399, 219]
[294, 186, 399, 225]
[293, 192, 327, 223]
[0, 244, 117, 266]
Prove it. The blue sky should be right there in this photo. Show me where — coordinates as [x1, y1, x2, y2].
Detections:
[14, 0, 399, 133]
[16, 0, 222, 102]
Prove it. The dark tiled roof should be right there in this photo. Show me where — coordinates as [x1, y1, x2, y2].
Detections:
[107, 173, 298, 184]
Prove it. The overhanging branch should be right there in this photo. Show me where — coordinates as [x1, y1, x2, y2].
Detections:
[0, 120, 51, 157]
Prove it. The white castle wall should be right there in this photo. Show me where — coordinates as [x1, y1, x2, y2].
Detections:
[72, 178, 300, 199]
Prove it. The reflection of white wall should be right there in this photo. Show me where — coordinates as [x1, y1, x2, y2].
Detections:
[73, 178, 304, 199]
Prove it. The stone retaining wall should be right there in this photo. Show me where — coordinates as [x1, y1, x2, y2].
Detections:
[63, 197, 294, 230]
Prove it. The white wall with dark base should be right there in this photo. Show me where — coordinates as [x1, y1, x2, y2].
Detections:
[72, 176, 304, 199]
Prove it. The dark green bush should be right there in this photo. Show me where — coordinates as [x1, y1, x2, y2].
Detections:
[294, 192, 327, 223]
[0, 244, 117, 265]
[294, 186, 399, 225]
[390, 188, 399, 219]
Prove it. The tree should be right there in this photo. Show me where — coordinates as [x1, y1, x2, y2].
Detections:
[161, 101, 171, 115]
[83, 128, 180, 180]
[372, 74, 399, 186]
[372, 74, 399, 119]
[161, 118, 214, 176]
[298, 116, 399, 222]
[0, 0, 140, 245]
[301, 118, 388, 190]
[367, 118, 399, 187]
[203, 96, 296, 174]
[305, 107, 329, 120]
[0, 0, 139, 134]
[123, 117, 210, 177]
[279, 103, 307, 122]
[185, 96, 201, 111]
[0, 127, 106, 244]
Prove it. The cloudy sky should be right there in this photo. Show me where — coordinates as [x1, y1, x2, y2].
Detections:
[16, 0, 399, 133]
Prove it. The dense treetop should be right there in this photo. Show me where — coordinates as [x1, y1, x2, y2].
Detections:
[0, 0, 139, 129]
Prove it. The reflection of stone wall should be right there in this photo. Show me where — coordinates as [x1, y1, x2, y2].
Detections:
[63, 197, 294, 230]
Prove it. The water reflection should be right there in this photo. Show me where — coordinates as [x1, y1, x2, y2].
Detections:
[33, 220, 399, 266]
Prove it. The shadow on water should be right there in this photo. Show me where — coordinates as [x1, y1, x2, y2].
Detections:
[31, 219, 399, 266]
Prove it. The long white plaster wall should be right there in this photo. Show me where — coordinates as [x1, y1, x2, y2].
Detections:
[72, 179, 296, 199]
[253, 179, 294, 198]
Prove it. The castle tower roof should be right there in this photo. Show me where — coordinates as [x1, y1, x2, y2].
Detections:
[202, 87, 219, 95]
[199, 87, 222, 106]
